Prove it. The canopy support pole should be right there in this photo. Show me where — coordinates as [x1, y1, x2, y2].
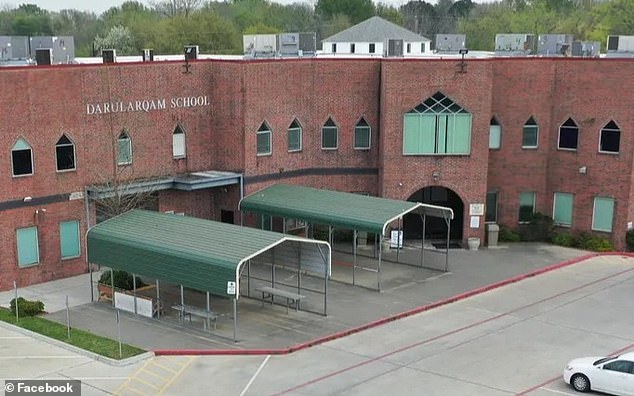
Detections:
[180, 285, 184, 325]
[328, 226, 333, 250]
[206, 291, 211, 333]
[155, 279, 160, 319]
[232, 298, 238, 343]
[324, 248, 328, 316]
[133, 273, 137, 314]
[396, 217, 402, 263]
[445, 213, 451, 272]
[421, 213, 426, 267]
[378, 235, 383, 291]
[297, 243, 302, 309]
[353, 229, 357, 285]
[110, 268, 115, 307]
[247, 259, 251, 298]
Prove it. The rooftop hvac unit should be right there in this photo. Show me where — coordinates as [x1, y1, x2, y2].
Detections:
[1, 36, 29, 59]
[278, 33, 299, 57]
[571, 41, 600, 57]
[435, 34, 466, 52]
[142, 48, 154, 62]
[386, 39, 403, 57]
[184, 45, 199, 60]
[494, 34, 536, 56]
[35, 48, 52, 65]
[242, 34, 276, 58]
[537, 34, 574, 56]
[102, 49, 116, 63]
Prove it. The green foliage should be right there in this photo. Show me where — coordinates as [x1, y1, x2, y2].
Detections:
[0, 307, 144, 359]
[518, 212, 554, 242]
[498, 226, 521, 242]
[316, 0, 375, 25]
[551, 231, 614, 252]
[10, 297, 45, 316]
[243, 22, 280, 35]
[626, 229, 634, 252]
[98, 270, 145, 290]
[94, 25, 135, 55]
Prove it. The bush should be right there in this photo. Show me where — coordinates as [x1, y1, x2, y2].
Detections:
[551, 232, 576, 247]
[498, 226, 521, 242]
[98, 270, 145, 290]
[575, 232, 613, 252]
[518, 212, 554, 242]
[10, 297, 44, 316]
[626, 230, 634, 252]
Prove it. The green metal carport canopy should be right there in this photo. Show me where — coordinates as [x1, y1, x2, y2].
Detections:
[87, 209, 331, 298]
[239, 184, 454, 235]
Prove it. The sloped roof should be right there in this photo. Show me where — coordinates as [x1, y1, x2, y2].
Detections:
[239, 184, 453, 235]
[323, 16, 430, 43]
[87, 209, 329, 297]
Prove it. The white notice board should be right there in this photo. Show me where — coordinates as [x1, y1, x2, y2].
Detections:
[390, 230, 403, 249]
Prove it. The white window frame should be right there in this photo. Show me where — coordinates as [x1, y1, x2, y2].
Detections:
[557, 118, 579, 151]
[354, 119, 371, 150]
[489, 119, 501, 149]
[16, 226, 39, 267]
[256, 123, 272, 156]
[598, 121, 620, 154]
[172, 126, 186, 158]
[11, 138, 34, 177]
[117, 131, 132, 165]
[60, 220, 81, 259]
[55, 135, 76, 172]
[553, 192, 573, 227]
[592, 197, 615, 232]
[522, 118, 539, 149]
[321, 119, 338, 150]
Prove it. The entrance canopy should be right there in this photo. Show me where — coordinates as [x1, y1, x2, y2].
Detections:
[239, 184, 454, 235]
[87, 209, 331, 298]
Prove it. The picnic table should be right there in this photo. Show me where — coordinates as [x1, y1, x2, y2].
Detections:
[256, 286, 305, 313]
[171, 304, 218, 331]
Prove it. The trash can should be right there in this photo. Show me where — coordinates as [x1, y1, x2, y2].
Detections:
[487, 223, 500, 247]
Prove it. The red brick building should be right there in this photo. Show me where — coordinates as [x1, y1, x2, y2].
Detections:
[0, 56, 630, 290]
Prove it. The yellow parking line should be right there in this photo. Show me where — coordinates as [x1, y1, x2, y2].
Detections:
[130, 375, 161, 390]
[157, 356, 197, 395]
[114, 359, 154, 395]
[139, 367, 166, 380]
[152, 361, 179, 375]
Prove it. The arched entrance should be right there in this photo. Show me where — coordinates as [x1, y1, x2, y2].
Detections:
[403, 186, 464, 241]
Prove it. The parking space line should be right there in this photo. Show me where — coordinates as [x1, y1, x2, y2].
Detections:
[240, 355, 270, 396]
[156, 356, 197, 395]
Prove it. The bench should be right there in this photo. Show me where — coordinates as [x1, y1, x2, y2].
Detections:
[171, 304, 218, 331]
[256, 286, 305, 313]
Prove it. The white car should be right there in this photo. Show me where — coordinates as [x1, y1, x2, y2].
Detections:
[564, 352, 634, 395]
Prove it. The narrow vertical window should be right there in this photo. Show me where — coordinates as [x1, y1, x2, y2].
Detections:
[16, 226, 39, 267]
[421, 43, 425, 53]
[485, 191, 498, 223]
[55, 135, 76, 171]
[321, 118, 338, 150]
[369, 43, 376, 53]
[553, 192, 573, 227]
[287, 119, 302, 152]
[599, 121, 620, 153]
[11, 138, 33, 176]
[522, 117, 538, 148]
[256, 122, 271, 156]
[518, 192, 535, 223]
[350, 43, 355, 54]
[172, 125, 186, 158]
[489, 118, 501, 149]
[592, 197, 614, 232]
[354, 118, 371, 149]
[332, 43, 337, 53]
[406, 43, 411, 53]
[558, 118, 579, 150]
[60, 220, 80, 259]
[117, 130, 132, 165]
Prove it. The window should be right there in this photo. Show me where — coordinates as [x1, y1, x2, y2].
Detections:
[172, 125, 186, 158]
[403, 92, 472, 155]
[332, 43, 336, 53]
[256, 122, 272, 156]
[522, 117, 539, 148]
[60, 220, 80, 259]
[406, 43, 411, 53]
[350, 43, 355, 54]
[55, 135, 75, 171]
[553, 192, 573, 227]
[354, 118, 371, 149]
[485, 191, 498, 223]
[287, 119, 302, 152]
[519, 192, 535, 223]
[489, 118, 501, 149]
[117, 130, 132, 165]
[322, 118, 338, 149]
[603, 360, 633, 374]
[11, 138, 33, 176]
[599, 120, 620, 153]
[16, 227, 39, 267]
[369, 43, 375, 53]
[421, 43, 426, 53]
[558, 118, 579, 150]
[592, 197, 614, 232]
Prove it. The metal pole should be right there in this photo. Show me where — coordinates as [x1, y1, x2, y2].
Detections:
[132, 273, 137, 315]
[445, 214, 451, 272]
[156, 279, 160, 319]
[352, 229, 357, 285]
[85, 188, 93, 303]
[66, 295, 71, 339]
[232, 298, 238, 342]
[206, 291, 211, 333]
[13, 281, 18, 322]
[328, 226, 333, 249]
[89, 263, 94, 303]
[271, 249, 276, 288]
[247, 260, 251, 298]
[378, 235, 383, 291]
[421, 213, 426, 267]
[297, 243, 302, 299]
[110, 268, 115, 307]
[324, 251, 328, 316]
[180, 285, 185, 325]
[116, 309, 122, 359]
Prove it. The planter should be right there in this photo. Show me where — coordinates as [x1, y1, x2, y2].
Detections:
[467, 237, 481, 251]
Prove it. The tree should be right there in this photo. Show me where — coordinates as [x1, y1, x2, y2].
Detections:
[376, 2, 403, 25]
[151, 0, 202, 18]
[315, 0, 375, 25]
[93, 25, 135, 55]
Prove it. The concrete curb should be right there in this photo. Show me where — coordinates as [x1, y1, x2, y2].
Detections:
[155, 252, 634, 356]
[0, 319, 153, 366]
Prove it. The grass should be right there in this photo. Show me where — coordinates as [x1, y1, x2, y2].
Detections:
[0, 307, 145, 359]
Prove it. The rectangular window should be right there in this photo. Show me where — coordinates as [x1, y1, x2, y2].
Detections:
[354, 125, 371, 149]
[369, 43, 375, 54]
[403, 114, 471, 155]
[489, 124, 501, 149]
[287, 127, 302, 152]
[117, 138, 132, 165]
[522, 125, 538, 148]
[406, 43, 411, 53]
[332, 43, 336, 53]
[172, 130, 186, 158]
[592, 197, 614, 232]
[322, 126, 338, 149]
[256, 130, 271, 155]
[553, 192, 573, 227]
[350, 43, 355, 54]
[60, 220, 80, 259]
[518, 192, 535, 223]
[16, 227, 39, 267]
[485, 191, 498, 223]
[421, 43, 425, 53]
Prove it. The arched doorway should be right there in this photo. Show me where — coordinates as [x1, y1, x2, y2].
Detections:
[403, 186, 464, 241]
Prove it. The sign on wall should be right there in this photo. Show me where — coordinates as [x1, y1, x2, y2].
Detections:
[469, 203, 485, 216]
[85, 95, 210, 115]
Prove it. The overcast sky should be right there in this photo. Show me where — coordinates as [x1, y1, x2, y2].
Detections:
[1, 0, 496, 15]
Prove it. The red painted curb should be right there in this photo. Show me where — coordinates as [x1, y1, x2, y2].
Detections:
[154, 252, 634, 356]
